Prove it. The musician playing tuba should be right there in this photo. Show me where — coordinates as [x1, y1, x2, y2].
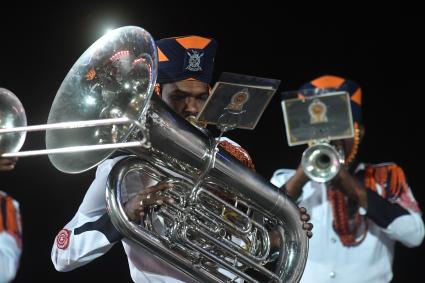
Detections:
[51, 35, 312, 283]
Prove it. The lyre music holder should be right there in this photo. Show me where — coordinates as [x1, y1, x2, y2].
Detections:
[197, 72, 280, 134]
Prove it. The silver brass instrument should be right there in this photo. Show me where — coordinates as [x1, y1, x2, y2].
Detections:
[0, 26, 308, 282]
[0, 88, 27, 154]
[301, 141, 344, 183]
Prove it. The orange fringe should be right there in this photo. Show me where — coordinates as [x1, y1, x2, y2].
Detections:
[364, 164, 408, 199]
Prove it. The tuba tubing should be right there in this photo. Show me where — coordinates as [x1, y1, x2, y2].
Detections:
[106, 95, 308, 283]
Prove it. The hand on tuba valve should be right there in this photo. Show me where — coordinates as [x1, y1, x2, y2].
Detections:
[124, 182, 175, 222]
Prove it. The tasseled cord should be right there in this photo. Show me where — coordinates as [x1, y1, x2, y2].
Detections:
[328, 123, 365, 246]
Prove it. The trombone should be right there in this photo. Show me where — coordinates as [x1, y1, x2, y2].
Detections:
[0, 117, 146, 158]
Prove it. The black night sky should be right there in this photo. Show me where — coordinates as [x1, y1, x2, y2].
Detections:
[1, 1, 423, 282]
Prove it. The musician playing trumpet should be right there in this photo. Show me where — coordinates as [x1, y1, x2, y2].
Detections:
[271, 75, 424, 283]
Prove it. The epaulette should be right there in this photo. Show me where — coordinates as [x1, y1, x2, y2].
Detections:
[363, 163, 407, 199]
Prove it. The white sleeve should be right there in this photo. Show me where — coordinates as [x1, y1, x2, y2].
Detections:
[0, 233, 21, 283]
[51, 157, 125, 272]
[381, 186, 425, 247]
[270, 169, 296, 187]
[383, 213, 425, 247]
[270, 169, 306, 204]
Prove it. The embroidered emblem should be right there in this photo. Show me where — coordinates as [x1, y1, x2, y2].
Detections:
[226, 89, 250, 111]
[308, 98, 328, 124]
[56, 229, 71, 250]
[185, 50, 204, 71]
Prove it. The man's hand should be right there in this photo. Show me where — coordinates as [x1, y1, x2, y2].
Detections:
[270, 206, 313, 252]
[0, 156, 18, 171]
[124, 182, 175, 222]
[283, 165, 310, 200]
[299, 207, 313, 238]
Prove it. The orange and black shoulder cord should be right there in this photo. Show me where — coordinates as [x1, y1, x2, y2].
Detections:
[0, 192, 23, 248]
[363, 164, 414, 227]
[364, 164, 408, 199]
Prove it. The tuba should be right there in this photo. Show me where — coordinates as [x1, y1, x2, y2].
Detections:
[1, 26, 308, 282]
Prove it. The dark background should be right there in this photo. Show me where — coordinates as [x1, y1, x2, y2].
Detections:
[1, 1, 423, 282]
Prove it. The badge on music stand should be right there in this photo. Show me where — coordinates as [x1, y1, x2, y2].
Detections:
[281, 90, 354, 146]
[197, 72, 280, 132]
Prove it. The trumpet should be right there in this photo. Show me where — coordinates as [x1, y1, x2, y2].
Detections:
[301, 141, 344, 183]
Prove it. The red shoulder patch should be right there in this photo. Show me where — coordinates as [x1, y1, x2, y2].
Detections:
[56, 229, 71, 250]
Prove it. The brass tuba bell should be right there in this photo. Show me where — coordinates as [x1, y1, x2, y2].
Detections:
[0, 88, 27, 154]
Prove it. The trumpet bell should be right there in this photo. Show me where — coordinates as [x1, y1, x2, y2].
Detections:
[301, 142, 342, 183]
[0, 88, 27, 153]
[46, 26, 157, 173]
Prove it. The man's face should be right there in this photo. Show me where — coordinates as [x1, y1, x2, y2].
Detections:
[161, 80, 209, 119]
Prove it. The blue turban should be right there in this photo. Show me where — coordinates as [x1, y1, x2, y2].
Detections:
[156, 35, 217, 84]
